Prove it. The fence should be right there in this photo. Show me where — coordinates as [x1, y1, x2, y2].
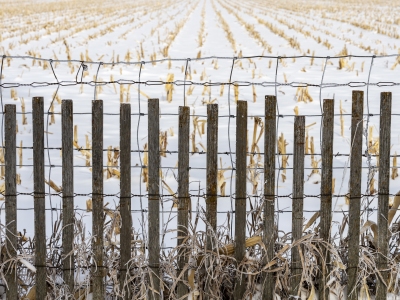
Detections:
[0, 91, 397, 299]
[1, 55, 400, 299]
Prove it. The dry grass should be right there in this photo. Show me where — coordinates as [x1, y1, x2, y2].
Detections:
[2, 187, 395, 299]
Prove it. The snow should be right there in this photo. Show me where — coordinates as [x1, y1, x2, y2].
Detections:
[1, 0, 400, 298]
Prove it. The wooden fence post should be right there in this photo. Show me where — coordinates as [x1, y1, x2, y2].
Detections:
[62, 100, 74, 294]
[33, 97, 46, 300]
[148, 99, 161, 300]
[376, 92, 392, 300]
[206, 104, 218, 247]
[120, 103, 132, 299]
[5, 104, 17, 299]
[290, 115, 305, 297]
[347, 90, 364, 300]
[177, 106, 190, 299]
[319, 99, 334, 300]
[205, 103, 218, 299]
[92, 100, 105, 298]
[262, 95, 276, 300]
[234, 100, 247, 300]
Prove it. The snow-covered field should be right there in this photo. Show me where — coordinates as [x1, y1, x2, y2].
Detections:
[1, 0, 400, 298]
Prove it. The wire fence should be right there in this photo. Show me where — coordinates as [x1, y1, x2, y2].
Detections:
[0, 54, 400, 299]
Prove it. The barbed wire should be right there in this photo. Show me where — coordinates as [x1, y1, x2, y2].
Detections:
[2, 53, 400, 64]
[1, 56, 398, 215]
[1, 54, 400, 294]
[4, 146, 400, 157]
[1, 80, 399, 89]
[0, 191, 397, 201]
[1, 55, 399, 90]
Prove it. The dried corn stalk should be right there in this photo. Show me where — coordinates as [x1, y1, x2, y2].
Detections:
[332, 178, 336, 193]
[85, 135, 91, 166]
[45, 179, 62, 193]
[201, 85, 210, 96]
[73, 133, 92, 167]
[220, 84, 224, 97]
[125, 84, 131, 102]
[74, 125, 78, 144]
[120, 85, 125, 103]
[165, 73, 174, 102]
[249, 117, 263, 166]
[234, 84, 239, 102]
[160, 131, 168, 157]
[0, 149, 4, 178]
[11, 88, 18, 100]
[142, 143, 148, 190]
[162, 179, 177, 208]
[20, 97, 28, 125]
[49, 101, 55, 125]
[187, 86, 195, 96]
[214, 59, 219, 70]
[106, 146, 120, 179]
[19, 140, 23, 168]
[305, 132, 309, 155]
[278, 133, 289, 182]
[307, 135, 321, 180]
[86, 199, 92, 212]
[191, 132, 198, 154]
[295, 86, 313, 103]
[392, 152, 398, 180]
[200, 69, 206, 81]
[217, 158, 230, 196]
[110, 74, 117, 94]
[368, 126, 379, 163]
[303, 212, 320, 231]
[369, 177, 376, 194]
[310, 135, 315, 162]
[340, 100, 345, 137]
[338, 45, 349, 70]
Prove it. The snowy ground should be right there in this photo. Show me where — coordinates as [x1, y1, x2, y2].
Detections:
[1, 0, 400, 298]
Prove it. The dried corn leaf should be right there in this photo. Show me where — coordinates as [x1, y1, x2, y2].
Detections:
[45, 179, 62, 193]
[86, 199, 92, 212]
[303, 212, 320, 232]
[389, 193, 400, 225]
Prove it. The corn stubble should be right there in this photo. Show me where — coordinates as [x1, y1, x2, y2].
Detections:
[2, 0, 400, 298]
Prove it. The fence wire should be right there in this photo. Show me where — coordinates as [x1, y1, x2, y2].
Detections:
[0, 54, 400, 298]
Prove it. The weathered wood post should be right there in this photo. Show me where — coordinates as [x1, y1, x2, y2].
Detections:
[33, 97, 46, 300]
[319, 99, 334, 300]
[5, 104, 17, 299]
[234, 100, 247, 300]
[262, 95, 276, 300]
[347, 91, 363, 300]
[148, 99, 161, 300]
[62, 100, 74, 294]
[290, 116, 305, 296]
